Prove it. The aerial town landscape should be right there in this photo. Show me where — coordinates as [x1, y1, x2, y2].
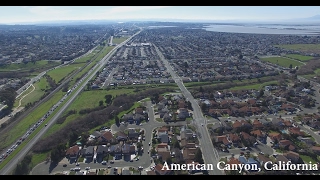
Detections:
[1, 7, 320, 175]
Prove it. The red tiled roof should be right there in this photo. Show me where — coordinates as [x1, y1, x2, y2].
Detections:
[268, 132, 282, 141]
[101, 131, 114, 141]
[227, 157, 241, 165]
[155, 164, 171, 175]
[251, 129, 263, 137]
[66, 145, 79, 156]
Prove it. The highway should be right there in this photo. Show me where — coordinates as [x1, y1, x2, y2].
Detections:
[153, 44, 224, 175]
[0, 30, 141, 175]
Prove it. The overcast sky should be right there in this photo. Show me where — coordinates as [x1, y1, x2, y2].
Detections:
[1, 6, 320, 24]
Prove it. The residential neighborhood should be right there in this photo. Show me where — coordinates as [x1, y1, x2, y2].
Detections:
[1, 20, 320, 175]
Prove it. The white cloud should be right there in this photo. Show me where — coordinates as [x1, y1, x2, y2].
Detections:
[26, 6, 70, 18]
[108, 6, 169, 14]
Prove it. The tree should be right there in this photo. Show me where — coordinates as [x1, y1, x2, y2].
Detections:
[115, 116, 120, 126]
[166, 157, 173, 165]
[99, 100, 104, 106]
[12, 154, 32, 175]
[201, 103, 207, 112]
[105, 94, 112, 105]
[199, 86, 204, 93]
[68, 131, 79, 146]
[258, 89, 264, 99]
[187, 101, 192, 110]
[173, 140, 180, 149]
[50, 143, 67, 163]
[0, 88, 17, 110]
[194, 148, 204, 164]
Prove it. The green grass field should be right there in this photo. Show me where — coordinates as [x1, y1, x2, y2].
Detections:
[65, 89, 135, 114]
[43, 88, 136, 138]
[229, 80, 279, 90]
[0, 60, 60, 72]
[14, 77, 49, 108]
[275, 44, 320, 52]
[300, 155, 317, 164]
[284, 54, 314, 61]
[184, 81, 215, 87]
[73, 53, 95, 63]
[112, 37, 128, 44]
[46, 63, 85, 83]
[260, 56, 304, 68]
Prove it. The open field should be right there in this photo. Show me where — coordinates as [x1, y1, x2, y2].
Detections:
[229, 80, 279, 90]
[73, 53, 95, 64]
[0, 60, 60, 72]
[14, 77, 49, 108]
[43, 88, 136, 138]
[96, 46, 114, 60]
[275, 44, 320, 54]
[284, 54, 314, 61]
[112, 37, 128, 44]
[46, 63, 85, 83]
[260, 56, 304, 68]
[184, 81, 215, 87]
[14, 85, 35, 107]
[65, 89, 135, 113]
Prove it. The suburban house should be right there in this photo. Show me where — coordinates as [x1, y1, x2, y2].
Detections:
[238, 156, 260, 172]
[65, 145, 80, 160]
[283, 151, 301, 163]
[122, 113, 134, 124]
[228, 133, 241, 147]
[154, 163, 172, 175]
[127, 128, 139, 140]
[311, 146, 320, 155]
[256, 154, 272, 167]
[83, 146, 95, 159]
[180, 128, 194, 140]
[98, 131, 116, 144]
[116, 131, 128, 142]
[109, 143, 122, 159]
[96, 145, 109, 155]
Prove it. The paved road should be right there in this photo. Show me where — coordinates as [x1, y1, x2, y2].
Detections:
[153, 44, 224, 175]
[102, 66, 118, 88]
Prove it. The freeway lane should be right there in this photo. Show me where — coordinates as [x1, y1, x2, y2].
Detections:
[0, 31, 141, 175]
[153, 44, 224, 175]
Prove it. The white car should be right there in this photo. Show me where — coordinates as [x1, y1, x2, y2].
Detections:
[85, 167, 90, 170]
